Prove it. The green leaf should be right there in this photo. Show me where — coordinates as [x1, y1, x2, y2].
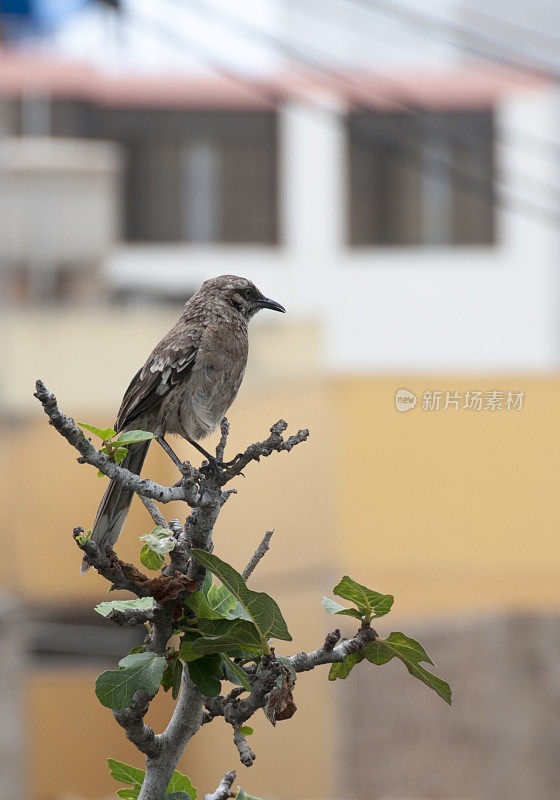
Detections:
[191, 550, 291, 646]
[117, 429, 156, 444]
[191, 618, 264, 656]
[95, 653, 167, 709]
[166, 769, 197, 798]
[179, 638, 203, 663]
[207, 584, 252, 621]
[239, 726, 253, 736]
[364, 632, 452, 704]
[184, 591, 225, 620]
[140, 545, 165, 571]
[166, 794, 193, 800]
[107, 758, 144, 788]
[161, 658, 183, 700]
[187, 654, 222, 697]
[140, 526, 175, 554]
[221, 655, 251, 691]
[79, 422, 116, 441]
[321, 596, 363, 619]
[236, 789, 264, 800]
[328, 651, 364, 681]
[94, 597, 154, 618]
[333, 576, 394, 619]
[202, 570, 213, 595]
[117, 790, 139, 800]
[114, 446, 129, 465]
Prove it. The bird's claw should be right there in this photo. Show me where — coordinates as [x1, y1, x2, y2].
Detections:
[219, 452, 245, 469]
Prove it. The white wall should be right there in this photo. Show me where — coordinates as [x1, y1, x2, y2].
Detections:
[106, 84, 560, 375]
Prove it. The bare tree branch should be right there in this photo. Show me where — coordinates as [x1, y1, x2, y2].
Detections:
[289, 626, 377, 673]
[242, 530, 274, 581]
[219, 421, 309, 486]
[203, 769, 236, 800]
[34, 380, 191, 504]
[113, 692, 160, 758]
[215, 417, 230, 463]
[107, 607, 153, 627]
[233, 728, 256, 767]
[140, 496, 169, 529]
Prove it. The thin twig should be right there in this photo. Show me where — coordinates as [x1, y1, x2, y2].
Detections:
[140, 496, 169, 529]
[215, 417, 230, 462]
[219, 421, 309, 486]
[233, 728, 256, 767]
[34, 380, 190, 504]
[203, 769, 236, 800]
[242, 530, 274, 581]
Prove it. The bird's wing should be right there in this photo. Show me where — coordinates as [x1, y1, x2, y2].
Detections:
[115, 331, 200, 432]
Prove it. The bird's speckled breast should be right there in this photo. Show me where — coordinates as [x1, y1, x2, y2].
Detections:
[165, 319, 249, 440]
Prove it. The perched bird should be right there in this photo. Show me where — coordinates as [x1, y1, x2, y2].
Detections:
[81, 274, 285, 574]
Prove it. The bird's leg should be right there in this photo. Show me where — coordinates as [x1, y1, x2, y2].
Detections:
[185, 436, 221, 470]
[156, 437, 184, 470]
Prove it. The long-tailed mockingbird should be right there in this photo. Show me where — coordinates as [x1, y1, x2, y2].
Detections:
[81, 274, 285, 574]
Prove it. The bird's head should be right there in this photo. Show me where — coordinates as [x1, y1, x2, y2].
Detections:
[197, 275, 286, 321]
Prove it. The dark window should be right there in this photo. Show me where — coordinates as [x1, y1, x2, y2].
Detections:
[49, 103, 278, 245]
[102, 108, 278, 245]
[348, 111, 494, 246]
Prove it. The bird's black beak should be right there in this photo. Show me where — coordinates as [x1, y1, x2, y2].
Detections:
[258, 297, 286, 313]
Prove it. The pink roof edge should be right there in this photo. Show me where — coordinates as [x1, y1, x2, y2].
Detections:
[0, 47, 546, 111]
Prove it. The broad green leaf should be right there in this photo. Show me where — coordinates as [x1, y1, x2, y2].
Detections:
[166, 769, 197, 798]
[185, 591, 225, 620]
[221, 655, 251, 691]
[208, 584, 252, 621]
[202, 570, 213, 595]
[96, 653, 167, 709]
[118, 430, 156, 444]
[328, 651, 364, 681]
[187, 654, 222, 697]
[239, 726, 253, 736]
[107, 758, 144, 788]
[95, 597, 154, 618]
[179, 639, 203, 663]
[79, 422, 116, 441]
[140, 526, 175, 554]
[191, 618, 264, 655]
[191, 550, 291, 645]
[333, 576, 394, 619]
[140, 545, 165, 571]
[321, 596, 363, 619]
[364, 632, 451, 704]
[114, 446, 129, 464]
[117, 790, 139, 800]
[236, 789, 264, 800]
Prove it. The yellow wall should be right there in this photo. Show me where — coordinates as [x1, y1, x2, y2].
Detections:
[333, 377, 560, 617]
[4, 374, 560, 799]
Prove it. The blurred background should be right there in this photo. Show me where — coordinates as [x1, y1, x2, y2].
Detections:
[1, 1, 560, 798]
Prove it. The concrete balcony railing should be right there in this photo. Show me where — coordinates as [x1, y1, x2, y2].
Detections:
[0, 136, 122, 266]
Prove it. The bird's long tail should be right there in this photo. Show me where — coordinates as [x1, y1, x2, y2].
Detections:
[80, 440, 151, 574]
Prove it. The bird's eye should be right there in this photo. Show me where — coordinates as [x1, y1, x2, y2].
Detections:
[244, 288, 253, 299]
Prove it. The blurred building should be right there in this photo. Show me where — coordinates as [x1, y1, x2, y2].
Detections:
[1, 2, 560, 799]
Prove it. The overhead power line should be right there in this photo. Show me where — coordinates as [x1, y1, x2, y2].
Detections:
[162, 0, 560, 225]
[296, 0, 560, 159]
[343, 0, 560, 82]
